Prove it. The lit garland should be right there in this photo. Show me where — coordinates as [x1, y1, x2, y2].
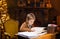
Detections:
[0, 0, 8, 39]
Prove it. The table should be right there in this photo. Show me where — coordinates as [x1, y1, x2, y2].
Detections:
[17, 32, 47, 39]
[17, 32, 57, 39]
[31, 34, 55, 39]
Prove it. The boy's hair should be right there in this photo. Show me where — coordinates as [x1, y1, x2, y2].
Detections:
[26, 13, 35, 21]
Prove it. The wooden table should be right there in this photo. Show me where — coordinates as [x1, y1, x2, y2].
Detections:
[31, 33, 56, 39]
[17, 32, 58, 39]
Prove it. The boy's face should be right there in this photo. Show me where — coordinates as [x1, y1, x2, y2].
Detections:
[28, 19, 35, 25]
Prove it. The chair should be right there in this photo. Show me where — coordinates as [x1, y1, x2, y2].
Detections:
[4, 19, 19, 39]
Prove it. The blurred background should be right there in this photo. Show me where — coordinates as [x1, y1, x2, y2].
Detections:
[0, 0, 60, 39]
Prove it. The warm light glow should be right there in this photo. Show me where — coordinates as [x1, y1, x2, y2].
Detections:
[0, 0, 8, 22]
[46, 3, 52, 8]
